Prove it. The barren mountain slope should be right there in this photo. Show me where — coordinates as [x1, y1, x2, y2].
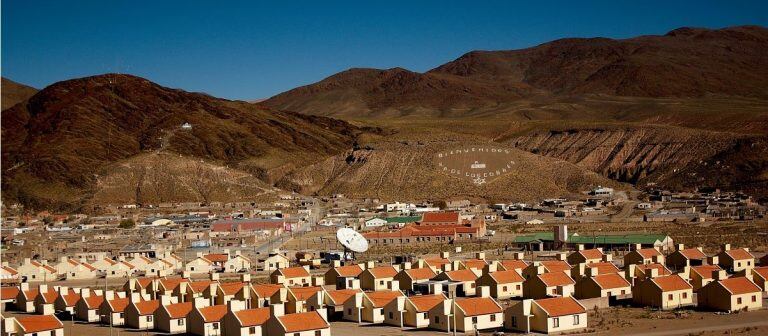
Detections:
[1, 74, 368, 210]
[264, 26, 768, 118]
[1, 77, 37, 110]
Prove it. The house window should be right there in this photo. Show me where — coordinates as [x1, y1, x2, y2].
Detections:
[753, 295, 758, 302]
[503, 286, 508, 291]
[249, 327, 256, 333]
[553, 317, 559, 328]
[511, 316, 517, 327]
[119, 313, 124, 318]
[315, 331, 322, 336]
[668, 294, 673, 300]
[573, 314, 580, 324]
[147, 315, 153, 322]
[178, 319, 185, 326]
[552, 289, 557, 294]
[682, 292, 688, 299]
[470, 283, 475, 288]
[435, 316, 439, 323]
[389, 312, 393, 319]
[738, 262, 742, 267]
[747, 261, 751, 266]
[348, 309, 352, 315]
[379, 280, 384, 285]
[490, 314, 496, 322]
[737, 297, 742, 304]
[516, 285, 521, 290]
[212, 322, 219, 329]
[472, 317, 478, 324]
[621, 290, 626, 295]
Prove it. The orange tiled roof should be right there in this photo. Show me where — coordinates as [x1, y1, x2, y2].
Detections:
[84, 295, 104, 309]
[334, 264, 364, 277]
[679, 248, 706, 260]
[538, 272, 576, 287]
[535, 296, 586, 317]
[290, 286, 323, 301]
[252, 284, 283, 298]
[577, 249, 604, 260]
[188, 280, 217, 293]
[108, 298, 130, 312]
[2, 266, 18, 275]
[592, 273, 631, 289]
[204, 253, 229, 263]
[499, 260, 528, 271]
[421, 212, 459, 223]
[540, 260, 571, 273]
[62, 292, 81, 306]
[405, 267, 436, 280]
[753, 267, 768, 280]
[424, 258, 451, 268]
[587, 262, 621, 274]
[365, 290, 403, 308]
[718, 277, 761, 295]
[725, 248, 754, 261]
[23, 289, 40, 300]
[651, 275, 693, 292]
[0, 286, 19, 300]
[198, 305, 227, 322]
[280, 266, 310, 278]
[219, 282, 246, 296]
[164, 302, 193, 318]
[369, 266, 398, 279]
[637, 263, 672, 276]
[160, 278, 190, 291]
[16, 315, 63, 333]
[40, 290, 59, 304]
[455, 297, 502, 316]
[636, 248, 662, 258]
[462, 259, 488, 270]
[444, 269, 478, 282]
[235, 307, 270, 327]
[327, 289, 361, 305]
[489, 270, 524, 283]
[278, 311, 329, 332]
[408, 294, 446, 312]
[691, 265, 722, 279]
[135, 300, 160, 315]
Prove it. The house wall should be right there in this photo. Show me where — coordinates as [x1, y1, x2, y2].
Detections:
[427, 302, 450, 332]
[382, 300, 403, 327]
[455, 309, 503, 332]
[698, 284, 762, 311]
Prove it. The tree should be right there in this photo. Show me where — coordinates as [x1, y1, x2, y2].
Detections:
[119, 218, 135, 229]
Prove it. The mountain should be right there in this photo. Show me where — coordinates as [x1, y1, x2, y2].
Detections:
[2, 78, 38, 110]
[1, 74, 369, 210]
[263, 25, 768, 119]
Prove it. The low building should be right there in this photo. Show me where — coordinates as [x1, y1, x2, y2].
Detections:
[475, 262, 524, 299]
[697, 273, 763, 312]
[632, 274, 693, 310]
[751, 267, 768, 292]
[260, 252, 290, 272]
[223, 300, 270, 336]
[401, 293, 447, 328]
[567, 246, 605, 265]
[505, 296, 587, 334]
[665, 244, 706, 271]
[342, 288, 403, 323]
[624, 246, 665, 265]
[452, 295, 504, 333]
[324, 263, 364, 289]
[265, 306, 331, 336]
[271, 266, 312, 287]
[154, 301, 195, 334]
[689, 265, 723, 291]
[523, 266, 576, 299]
[75, 290, 105, 322]
[360, 266, 399, 291]
[575, 272, 631, 299]
[3, 314, 64, 336]
[716, 244, 755, 273]
[433, 269, 480, 297]
[125, 297, 161, 330]
[187, 304, 228, 336]
[394, 267, 436, 292]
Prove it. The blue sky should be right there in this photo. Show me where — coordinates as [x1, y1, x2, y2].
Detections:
[2, 1, 767, 100]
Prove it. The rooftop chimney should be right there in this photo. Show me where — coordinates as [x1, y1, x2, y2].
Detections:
[269, 303, 285, 318]
[227, 299, 246, 313]
[721, 244, 731, 252]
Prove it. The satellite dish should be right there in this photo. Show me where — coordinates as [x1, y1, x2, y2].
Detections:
[336, 227, 369, 253]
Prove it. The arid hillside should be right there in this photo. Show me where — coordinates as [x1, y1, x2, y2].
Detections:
[1, 77, 37, 110]
[264, 26, 768, 119]
[1, 74, 369, 210]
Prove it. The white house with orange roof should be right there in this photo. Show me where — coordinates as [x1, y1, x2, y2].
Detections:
[185, 253, 215, 275]
[629, 263, 673, 282]
[360, 265, 400, 291]
[499, 259, 528, 272]
[125, 295, 164, 330]
[264, 304, 331, 336]
[433, 268, 481, 296]
[154, 300, 197, 334]
[666, 244, 707, 270]
[14, 283, 39, 313]
[74, 288, 105, 322]
[751, 266, 768, 292]
[0, 263, 19, 281]
[394, 266, 436, 292]
[523, 265, 576, 299]
[15, 258, 57, 282]
[271, 266, 312, 287]
[505, 296, 587, 334]
[698, 271, 763, 311]
[99, 293, 130, 326]
[632, 273, 694, 310]
[689, 264, 723, 291]
[342, 284, 404, 323]
[323, 262, 364, 289]
[716, 244, 755, 273]
[250, 284, 286, 308]
[32, 284, 59, 315]
[575, 267, 631, 299]
[451, 292, 504, 333]
[214, 276, 253, 307]
[53, 287, 80, 314]
[567, 245, 605, 265]
[400, 293, 447, 328]
[624, 245, 665, 265]
[90, 257, 119, 273]
[522, 260, 571, 280]
[285, 286, 325, 313]
[475, 261, 524, 299]
[222, 301, 270, 336]
[2, 314, 64, 336]
[187, 304, 228, 336]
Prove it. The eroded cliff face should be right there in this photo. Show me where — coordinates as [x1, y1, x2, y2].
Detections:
[509, 127, 768, 198]
[511, 128, 721, 183]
